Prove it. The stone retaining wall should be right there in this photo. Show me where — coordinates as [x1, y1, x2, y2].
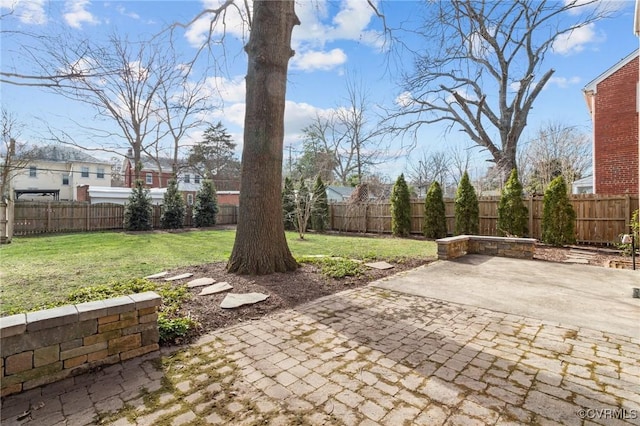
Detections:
[437, 235, 536, 260]
[0, 291, 161, 397]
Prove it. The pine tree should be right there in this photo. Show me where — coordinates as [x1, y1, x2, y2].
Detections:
[193, 179, 219, 227]
[454, 171, 479, 235]
[423, 181, 447, 239]
[311, 176, 329, 232]
[542, 175, 576, 246]
[391, 173, 412, 237]
[497, 168, 528, 237]
[124, 180, 153, 231]
[282, 177, 296, 230]
[161, 178, 185, 229]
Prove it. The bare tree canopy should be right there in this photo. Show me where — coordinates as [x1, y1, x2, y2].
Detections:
[519, 121, 591, 194]
[394, 0, 609, 180]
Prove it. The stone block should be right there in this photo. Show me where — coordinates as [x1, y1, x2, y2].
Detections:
[76, 300, 108, 321]
[103, 296, 135, 316]
[60, 338, 83, 352]
[83, 329, 122, 346]
[34, 344, 60, 367]
[128, 291, 161, 310]
[122, 322, 156, 337]
[141, 327, 160, 346]
[120, 343, 159, 361]
[87, 349, 109, 363]
[6, 351, 33, 374]
[138, 307, 157, 316]
[98, 316, 139, 333]
[26, 305, 78, 332]
[108, 333, 141, 356]
[64, 354, 88, 369]
[0, 314, 26, 338]
[61, 341, 108, 360]
[98, 314, 120, 325]
[119, 311, 138, 321]
[9, 361, 62, 384]
[1, 383, 22, 397]
[139, 312, 158, 324]
[22, 368, 71, 392]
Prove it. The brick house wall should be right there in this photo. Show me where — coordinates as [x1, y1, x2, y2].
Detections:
[587, 53, 639, 195]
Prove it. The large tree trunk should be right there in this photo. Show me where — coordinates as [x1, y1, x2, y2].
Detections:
[227, 0, 299, 275]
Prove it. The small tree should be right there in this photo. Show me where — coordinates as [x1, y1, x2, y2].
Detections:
[161, 179, 185, 229]
[542, 176, 576, 246]
[497, 169, 528, 237]
[391, 173, 411, 237]
[282, 177, 296, 231]
[311, 176, 329, 232]
[193, 179, 219, 227]
[294, 178, 313, 239]
[423, 181, 447, 239]
[124, 180, 153, 231]
[454, 171, 479, 235]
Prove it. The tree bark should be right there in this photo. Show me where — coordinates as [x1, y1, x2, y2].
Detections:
[227, 0, 299, 275]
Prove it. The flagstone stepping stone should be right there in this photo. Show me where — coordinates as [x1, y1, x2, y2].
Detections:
[187, 277, 216, 288]
[220, 292, 269, 309]
[165, 273, 194, 281]
[144, 271, 169, 279]
[364, 261, 394, 270]
[199, 282, 233, 296]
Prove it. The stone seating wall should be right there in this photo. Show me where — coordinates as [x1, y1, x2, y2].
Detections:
[0, 291, 161, 397]
[436, 235, 536, 260]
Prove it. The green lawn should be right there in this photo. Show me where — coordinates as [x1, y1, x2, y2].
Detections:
[0, 230, 436, 316]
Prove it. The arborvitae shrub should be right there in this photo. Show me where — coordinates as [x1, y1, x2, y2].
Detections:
[311, 176, 329, 232]
[542, 175, 576, 246]
[391, 173, 412, 237]
[454, 171, 479, 235]
[124, 180, 153, 231]
[193, 179, 219, 227]
[497, 168, 528, 237]
[161, 178, 185, 229]
[282, 177, 296, 230]
[423, 181, 447, 239]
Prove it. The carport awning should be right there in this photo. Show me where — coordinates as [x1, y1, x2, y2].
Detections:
[14, 189, 60, 200]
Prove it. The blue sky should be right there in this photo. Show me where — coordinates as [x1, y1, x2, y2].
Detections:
[1, 0, 639, 180]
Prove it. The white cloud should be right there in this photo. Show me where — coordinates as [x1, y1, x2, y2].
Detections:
[0, 0, 47, 25]
[548, 75, 581, 89]
[63, 0, 99, 29]
[291, 48, 347, 72]
[394, 91, 414, 108]
[115, 4, 139, 20]
[552, 23, 597, 55]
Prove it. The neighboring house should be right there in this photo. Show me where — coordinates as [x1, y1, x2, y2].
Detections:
[583, 49, 639, 195]
[572, 175, 594, 195]
[122, 150, 240, 206]
[326, 185, 355, 203]
[11, 145, 112, 201]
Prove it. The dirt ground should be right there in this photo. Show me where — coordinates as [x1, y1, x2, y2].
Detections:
[165, 244, 634, 345]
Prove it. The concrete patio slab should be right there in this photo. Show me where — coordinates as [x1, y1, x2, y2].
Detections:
[373, 255, 640, 338]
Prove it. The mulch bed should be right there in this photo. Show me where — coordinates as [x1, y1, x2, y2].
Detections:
[163, 244, 633, 345]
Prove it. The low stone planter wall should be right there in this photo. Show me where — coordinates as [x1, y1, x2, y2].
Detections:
[437, 235, 536, 260]
[0, 291, 161, 397]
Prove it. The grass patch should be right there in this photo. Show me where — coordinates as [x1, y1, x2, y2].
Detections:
[0, 229, 435, 315]
[297, 257, 363, 279]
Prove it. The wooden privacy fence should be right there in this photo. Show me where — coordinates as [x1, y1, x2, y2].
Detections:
[330, 194, 639, 245]
[12, 202, 238, 236]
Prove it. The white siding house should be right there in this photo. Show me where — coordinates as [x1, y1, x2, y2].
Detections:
[11, 145, 112, 201]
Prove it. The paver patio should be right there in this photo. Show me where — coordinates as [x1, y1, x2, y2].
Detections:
[1, 261, 639, 425]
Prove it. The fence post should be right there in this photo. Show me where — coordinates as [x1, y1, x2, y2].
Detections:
[47, 201, 52, 233]
[86, 203, 91, 231]
[625, 195, 631, 229]
[528, 197, 534, 238]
